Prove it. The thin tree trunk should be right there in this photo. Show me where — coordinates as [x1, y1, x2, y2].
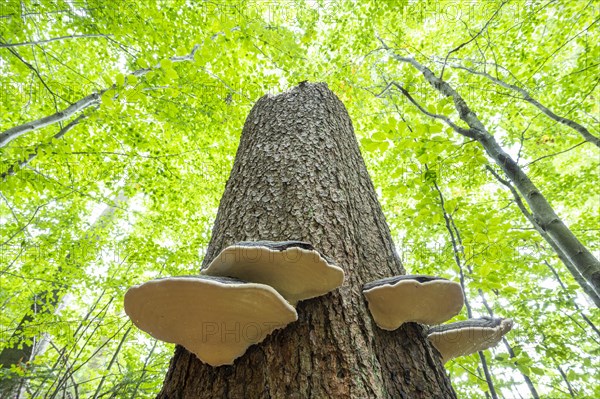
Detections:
[0, 194, 125, 398]
[543, 259, 600, 339]
[92, 326, 132, 399]
[31, 288, 109, 398]
[434, 176, 541, 399]
[131, 340, 159, 398]
[485, 165, 600, 307]
[431, 176, 498, 399]
[557, 365, 576, 398]
[157, 83, 456, 398]
[479, 292, 540, 399]
[378, 38, 600, 299]
[0, 288, 64, 398]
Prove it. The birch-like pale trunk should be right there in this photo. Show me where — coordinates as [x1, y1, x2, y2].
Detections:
[378, 39, 600, 301]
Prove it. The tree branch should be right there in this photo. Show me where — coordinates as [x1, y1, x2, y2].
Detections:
[3, 45, 65, 107]
[0, 34, 112, 48]
[378, 36, 600, 300]
[440, 62, 600, 148]
[0, 92, 101, 148]
[524, 141, 586, 168]
[439, 1, 506, 79]
[1, 113, 88, 180]
[379, 81, 474, 137]
[0, 44, 200, 148]
[0, 205, 42, 247]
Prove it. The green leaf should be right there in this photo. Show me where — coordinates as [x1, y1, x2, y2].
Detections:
[127, 74, 138, 86]
[478, 263, 492, 277]
[116, 73, 125, 87]
[372, 131, 386, 141]
[160, 58, 174, 69]
[529, 367, 545, 376]
[125, 88, 143, 103]
[428, 124, 443, 133]
[361, 138, 379, 152]
[101, 92, 114, 107]
[516, 364, 530, 375]
[378, 141, 390, 151]
[165, 68, 179, 81]
[102, 73, 113, 86]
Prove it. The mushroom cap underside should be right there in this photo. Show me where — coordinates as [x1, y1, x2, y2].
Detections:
[204, 244, 344, 305]
[124, 276, 297, 366]
[363, 277, 464, 330]
[428, 318, 514, 363]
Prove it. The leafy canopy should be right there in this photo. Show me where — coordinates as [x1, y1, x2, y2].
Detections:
[0, 1, 598, 397]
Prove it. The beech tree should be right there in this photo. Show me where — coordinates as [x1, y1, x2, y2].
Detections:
[374, 37, 600, 304]
[156, 82, 456, 398]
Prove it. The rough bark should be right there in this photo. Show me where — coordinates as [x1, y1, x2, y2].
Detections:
[157, 83, 456, 398]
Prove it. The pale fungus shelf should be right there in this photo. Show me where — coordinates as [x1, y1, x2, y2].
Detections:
[362, 275, 464, 330]
[124, 241, 342, 367]
[124, 275, 297, 367]
[428, 317, 514, 363]
[204, 240, 345, 305]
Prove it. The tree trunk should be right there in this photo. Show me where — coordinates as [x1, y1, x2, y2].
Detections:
[378, 39, 600, 299]
[0, 194, 125, 398]
[157, 83, 456, 398]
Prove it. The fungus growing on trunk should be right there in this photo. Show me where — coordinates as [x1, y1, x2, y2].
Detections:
[428, 317, 514, 363]
[124, 275, 297, 366]
[362, 275, 464, 330]
[203, 241, 344, 305]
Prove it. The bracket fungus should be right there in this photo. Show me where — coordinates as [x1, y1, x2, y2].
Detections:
[362, 275, 464, 330]
[428, 317, 514, 363]
[124, 275, 297, 366]
[204, 240, 344, 305]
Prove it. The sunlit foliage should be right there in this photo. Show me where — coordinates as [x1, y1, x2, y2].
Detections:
[1, 1, 598, 397]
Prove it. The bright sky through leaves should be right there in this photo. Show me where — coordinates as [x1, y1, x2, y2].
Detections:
[1, 0, 598, 397]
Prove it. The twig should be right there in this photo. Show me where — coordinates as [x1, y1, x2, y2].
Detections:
[439, 1, 506, 79]
[524, 141, 587, 168]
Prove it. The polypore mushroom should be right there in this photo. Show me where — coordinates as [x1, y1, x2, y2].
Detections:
[362, 275, 464, 330]
[124, 275, 297, 366]
[203, 240, 344, 305]
[428, 317, 514, 363]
